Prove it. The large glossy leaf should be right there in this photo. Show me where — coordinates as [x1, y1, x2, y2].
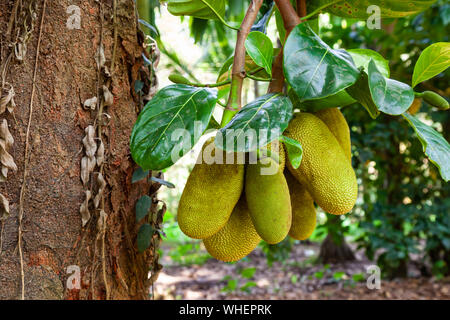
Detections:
[368, 60, 414, 115]
[348, 60, 414, 117]
[215, 93, 293, 152]
[245, 31, 274, 76]
[284, 23, 360, 102]
[307, 1, 437, 19]
[130, 85, 217, 170]
[300, 49, 390, 112]
[346, 71, 380, 119]
[348, 49, 390, 77]
[403, 113, 450, 181]
[412, 42, 450, 88]
[167, 0, 225, 20]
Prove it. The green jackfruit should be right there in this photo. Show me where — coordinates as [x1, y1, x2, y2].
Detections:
[203, 198, 261, 262]
[177, 139, 244, 239]
[422, 91, 449, 110]
[245, 159, 292, 244]
[285, 170, 316, 240]
[266, 140, 285, 172]
[315, 108, 351, 161]
[285, 113, 357, 215]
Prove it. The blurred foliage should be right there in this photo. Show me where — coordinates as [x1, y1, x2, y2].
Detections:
[140, 0, 449, 278]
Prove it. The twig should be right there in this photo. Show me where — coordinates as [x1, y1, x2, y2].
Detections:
[18, 0, 47, 300]
[221, 0, 264, 127]
[268, 0, 302, 93]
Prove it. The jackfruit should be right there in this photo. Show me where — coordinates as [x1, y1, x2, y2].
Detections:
[266, 140, 285, 172]
[245, 159, 292, 244]
[285, 113, 357, 215]
[285, 170, 316, 240]
[422, 91, 449, 110]
[315, 108, 351, 161]
[203, 198, 261, 262]
[177, 139, 244, 239]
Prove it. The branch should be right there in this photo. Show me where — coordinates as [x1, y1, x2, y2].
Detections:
[221, 0, 264, 127]
[268, 0, 302, 93]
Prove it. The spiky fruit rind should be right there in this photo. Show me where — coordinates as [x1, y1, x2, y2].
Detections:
[178, 139, 244, 239]
[203, 199, 261, 262]
[315, 108, 351, 161]
[245, 160, 292, 244]
[285, 171, 316, 240]
[285, 113, 357, 215]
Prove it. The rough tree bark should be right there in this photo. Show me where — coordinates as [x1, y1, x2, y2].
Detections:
[0, 0, 160, 300]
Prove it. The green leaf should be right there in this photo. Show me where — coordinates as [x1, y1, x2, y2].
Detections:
[284, 23, 360, 102]
[130, 85, 217, 171]
[368, 60, 414, 115]
[136, 195, 152, 222]
[275, 8, 286, 44]
[240, 267, 256, 279]
[348, 49, 390, 78]
[300, 49, 389, 112]
[333, 271, 345, 280]
[412, 42, 450, 88]
[346, 72, 380, 119]
[216, 54, 273, 100]
[137, 224, 154, 252]
[215, 93, 293, 152]
[402, 113, 450, 181]
[167, 0, 225, 20]
[280, 135, 303, 169]
[132, 167, 149, 183]
[240, 281, 257, 292]
[150, 177, 176, 188]
[245, 31, 274, 76]
[307, 1, 438, 19]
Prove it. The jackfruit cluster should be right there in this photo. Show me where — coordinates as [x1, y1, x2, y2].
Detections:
[177, 108, 357, 262]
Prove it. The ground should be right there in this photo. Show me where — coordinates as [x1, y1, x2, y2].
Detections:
[155, 243, 450, 300]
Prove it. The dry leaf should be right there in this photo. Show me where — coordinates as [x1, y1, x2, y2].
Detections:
[94, 172, 106, 208]
[95, 44, 106, 70]
[0, 85, 15, 115]
[80, 156, 90, 185]
[0, 166, 8, 182]
[80, 190, 92, 227]
[83, 125, 97, 158]
[0, 139, 18, 171]
[97, 209, 107, 233]
[96, 140, 105, 166]
[83, 97, 98, 111]
[0, 119, 14, 148]
[0, 193, 9, 220]
[103, 85, 114, 107]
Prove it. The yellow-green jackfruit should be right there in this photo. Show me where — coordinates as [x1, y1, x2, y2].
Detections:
[285, 113, 357, 215]
[177, 139, 244, 239]
[315, 108, 351, 161]
[245, 159, 292, 244]
[285, 170, 316, 240]
[203, 198, 261, 262]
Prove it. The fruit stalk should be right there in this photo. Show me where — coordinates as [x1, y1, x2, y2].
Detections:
[268, 0, 302, 93]
[221, 0, 264, 127]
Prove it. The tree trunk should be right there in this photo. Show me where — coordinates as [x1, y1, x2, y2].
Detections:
[0, 0, 160, 300]
[318, 216, 355, 264]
